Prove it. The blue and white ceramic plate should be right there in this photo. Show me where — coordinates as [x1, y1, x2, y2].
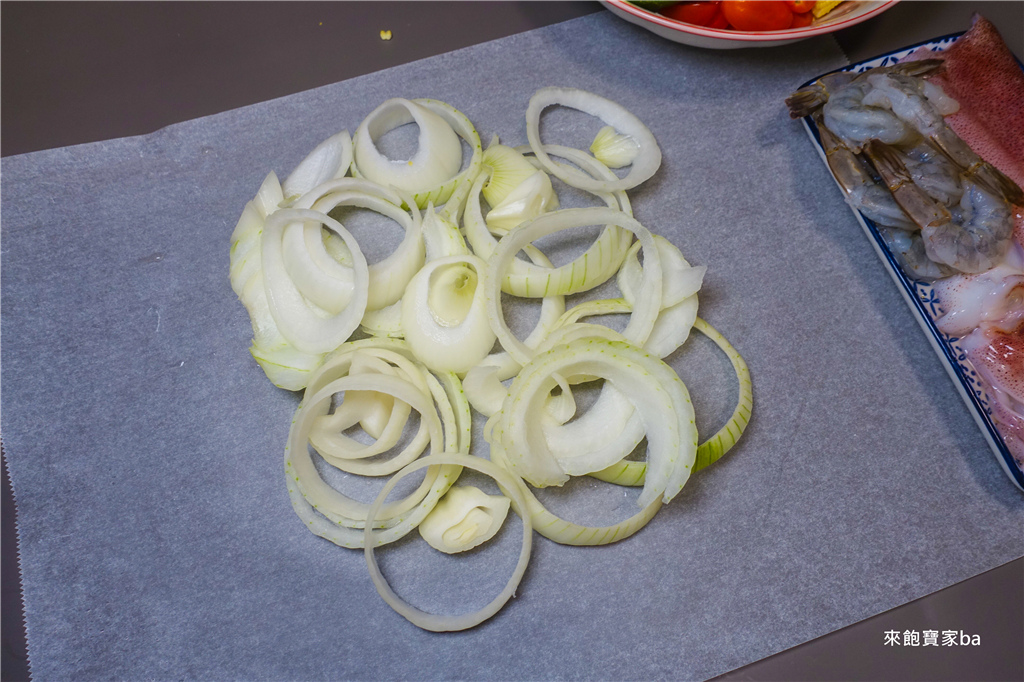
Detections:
[797, 33, 1024, 492]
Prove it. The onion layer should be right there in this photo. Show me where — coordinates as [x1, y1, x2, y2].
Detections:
[364, 453, 532, 632]
[484, 207, 663, 366]
[489, 333, 697, 508]
[525, 87, 661, 192]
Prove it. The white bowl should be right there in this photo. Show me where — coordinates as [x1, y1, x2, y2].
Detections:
[602, 1, 899, 49]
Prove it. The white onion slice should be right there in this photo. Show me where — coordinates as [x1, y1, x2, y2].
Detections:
[402, 255, 495, 374]
[279, 220, 355, 315]
[282, 131, 353, 203]
[462, 246, 566, 417]
[591, 318, 752, 483]
[364, 452, 532, 632]
[480, 140, 541, 208]
[231, 173, 333, 389]
[618, 236, 705, 310]
[589, 126, 640, 169]
[286, 340, 467, 547]
[354, 98, 462, 194]
[484, 207, 662, 366]
[262, 209, 370, 354]
[422, 203, 469, 260]
[485, 170, 559, 233]
[490, 334, 697, 507]
[308, 373, 433, 477]
[309, 351, 431, 476]
[418, 485, 511, 554]
[490, 439, 662, 546]
[413, 99, 484, 215]
[465, 145, 634, 298]
[523, 322, 646, 477]
[525, 87, 661, 192]
[300, 182, 425, 312]
[360, 300, 405, 338]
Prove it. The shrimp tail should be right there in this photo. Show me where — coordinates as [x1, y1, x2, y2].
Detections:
[893, 58, 947, 77]
[863, 139, 952, 230]
[787, 72, 856, 119]
[788, 84, 832, 119]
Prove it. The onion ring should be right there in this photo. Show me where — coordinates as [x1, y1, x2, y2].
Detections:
[525, 87, 661, 192]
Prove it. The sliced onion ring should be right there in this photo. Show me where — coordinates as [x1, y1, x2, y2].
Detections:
[286, 339, 468, 548]
[262, 209, 370, 354]
[484, 207, 662, 366]
[525, 87, 661, 192]
[490, 334, 697, 507]
[490, 439, 662, 546]
[590, 318, 753, 484]
[354, 98, 462, 196]
[401, 254, 495, 374]
[364, 453, 532, 632]
[299, 181, 425, 312]
[465, 144, 634, 298]
[413, 99, 484, 215]
[282, 131, 353, 203]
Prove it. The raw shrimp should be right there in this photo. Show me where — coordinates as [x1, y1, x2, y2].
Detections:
[815, 116, 918, 231]
[899, 138, 964, 207]
[925, 179, 1015, 274]
[862, 72, 960, 135]
[823, 80, 914, 150]
[864, 140, 1014, 274]
[786, 71, 857, 119]
[863, 139, 953, 230]
[786, 59, 944, 120]
[861, 71, 1024, 205]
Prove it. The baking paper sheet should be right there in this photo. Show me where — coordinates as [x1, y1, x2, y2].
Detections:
[2, 11, 1021, 681]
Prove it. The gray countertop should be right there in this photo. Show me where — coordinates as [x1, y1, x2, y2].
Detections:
[2, 3, 1022, 680]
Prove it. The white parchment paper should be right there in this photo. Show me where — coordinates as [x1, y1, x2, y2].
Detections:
[2, 12, 1021, 681]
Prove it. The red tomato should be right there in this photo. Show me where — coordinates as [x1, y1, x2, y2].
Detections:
[786, 0, 816, 12]
[790, 10, 814, 27]
[661, 2, 722, 27]
[707, 9, 730, 28]
[720, 1, 794, 31]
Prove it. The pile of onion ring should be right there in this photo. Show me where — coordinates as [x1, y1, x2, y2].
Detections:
[229, 87, 753, 631]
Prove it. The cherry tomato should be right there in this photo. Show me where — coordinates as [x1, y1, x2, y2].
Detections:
[786, 0, 816, 13]
[790, 10, 814, 27]
[720, 1, 794, 31]
[661, 2, 722, 27]
[707, 9, 730, 28]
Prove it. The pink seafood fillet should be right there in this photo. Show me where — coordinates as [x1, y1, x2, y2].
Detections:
[906, 16, 1024, 467]
[961, 323, 1024, 468]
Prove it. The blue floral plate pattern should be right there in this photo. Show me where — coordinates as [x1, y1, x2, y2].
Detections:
[798, 33, 1024, 492]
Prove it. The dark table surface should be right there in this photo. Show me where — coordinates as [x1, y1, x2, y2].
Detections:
[2, 2, 1022, 680]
